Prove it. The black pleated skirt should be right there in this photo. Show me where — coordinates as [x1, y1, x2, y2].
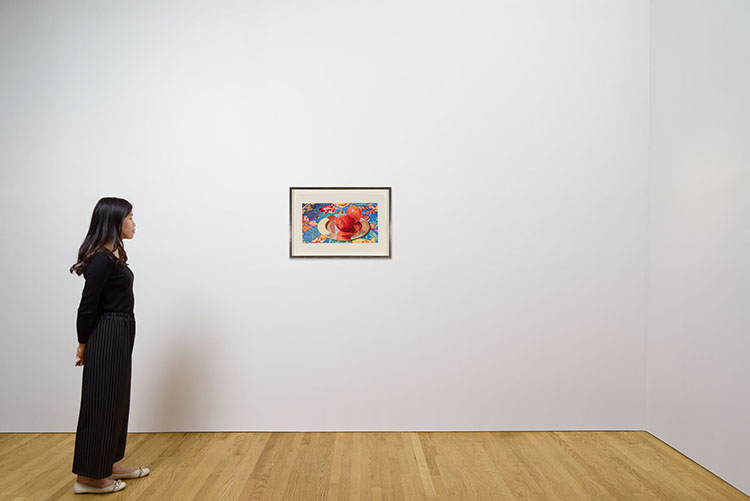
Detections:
[73, 312, 136, 479]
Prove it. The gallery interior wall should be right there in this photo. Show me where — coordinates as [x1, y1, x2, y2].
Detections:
[4, 0, 747, 494]
[646, 0, 750, 494]
[0, 0, 649, 433]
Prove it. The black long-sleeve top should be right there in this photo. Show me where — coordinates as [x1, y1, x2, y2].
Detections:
[76, 250, 135, 344]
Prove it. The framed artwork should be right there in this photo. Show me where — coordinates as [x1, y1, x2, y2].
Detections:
[290, 187, 391, 258]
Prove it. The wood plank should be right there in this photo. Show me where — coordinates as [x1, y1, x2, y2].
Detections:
[0, 431, 745, 500]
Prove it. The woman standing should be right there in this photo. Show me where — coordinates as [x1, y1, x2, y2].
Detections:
[70, 197, 149, 494]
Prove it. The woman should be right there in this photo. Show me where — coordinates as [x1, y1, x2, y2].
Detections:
[70, 197, 149, 494]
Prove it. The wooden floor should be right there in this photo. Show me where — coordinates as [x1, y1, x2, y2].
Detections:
[0, 431, 745, 500]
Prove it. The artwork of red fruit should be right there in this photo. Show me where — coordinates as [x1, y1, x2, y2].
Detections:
[346, 205, 362, 222]
[335, 215, 355, 231]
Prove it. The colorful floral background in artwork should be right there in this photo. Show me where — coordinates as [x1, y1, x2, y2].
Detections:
[301, 203, 379, 243]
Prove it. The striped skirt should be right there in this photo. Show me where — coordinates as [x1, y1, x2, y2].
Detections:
[72, 312, 136, 479]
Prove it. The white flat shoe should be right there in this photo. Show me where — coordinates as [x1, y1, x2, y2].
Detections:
[74, 479, 126, 494]
[111, 466, 150, 479]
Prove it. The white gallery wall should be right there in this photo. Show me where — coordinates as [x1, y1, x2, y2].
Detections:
[0, 0, 650, 432]
[647, 0, 750, 494]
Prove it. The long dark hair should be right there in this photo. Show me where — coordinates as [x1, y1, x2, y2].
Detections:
[70, 197, 132, 275]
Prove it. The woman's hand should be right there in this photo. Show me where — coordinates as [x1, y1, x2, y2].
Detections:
[75, 344, 86, 366]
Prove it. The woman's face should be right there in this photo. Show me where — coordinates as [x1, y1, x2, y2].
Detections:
[121, 210, 136, 239]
